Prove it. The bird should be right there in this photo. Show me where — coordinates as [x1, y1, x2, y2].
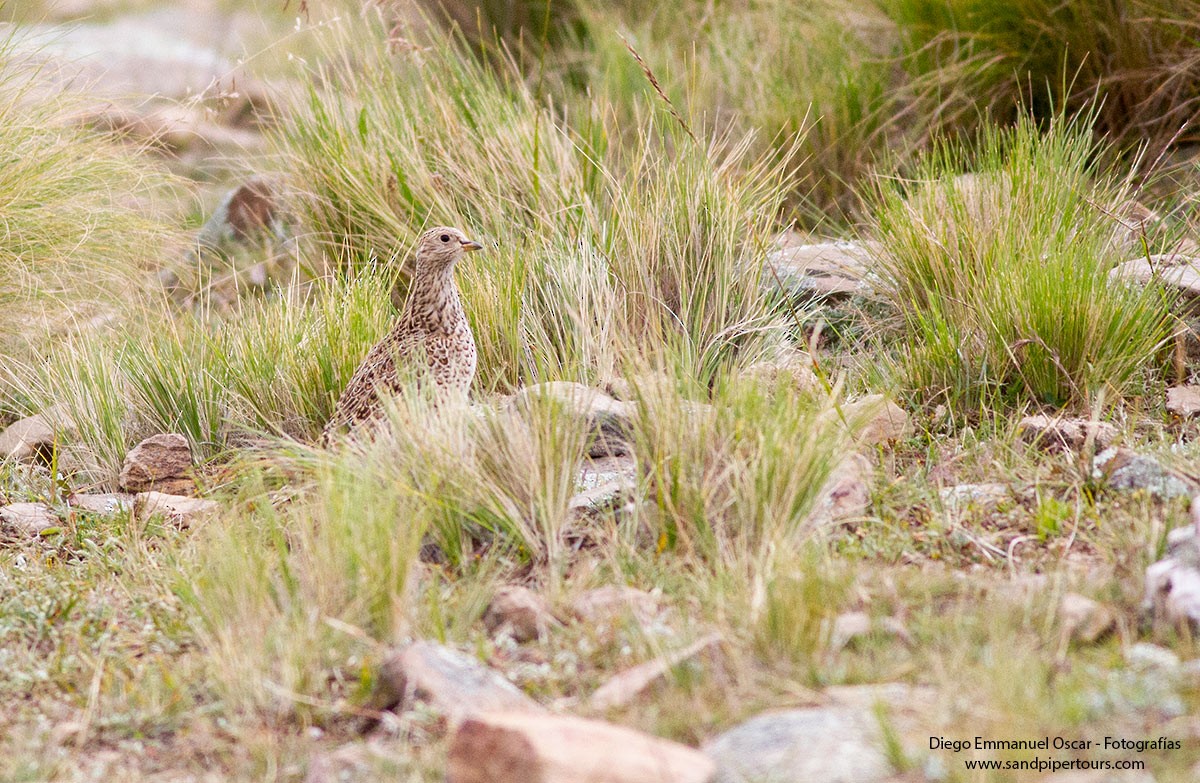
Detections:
[322, 226, 484, 441]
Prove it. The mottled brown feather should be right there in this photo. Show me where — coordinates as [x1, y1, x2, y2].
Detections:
[323, 227, 481, 441]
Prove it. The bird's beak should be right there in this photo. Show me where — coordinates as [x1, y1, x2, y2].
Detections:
[461, 239, 484, 252]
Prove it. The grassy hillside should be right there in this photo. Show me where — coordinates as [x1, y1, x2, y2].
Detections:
[3, 2, 1200, 781]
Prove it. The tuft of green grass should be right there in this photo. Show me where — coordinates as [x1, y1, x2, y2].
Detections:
[276, 11, 794, 388]
[17, 276, 394, 485]
[631, 371, 853, 564]
[870, 113, 1174, 413]
[881, 0, 1200, 154]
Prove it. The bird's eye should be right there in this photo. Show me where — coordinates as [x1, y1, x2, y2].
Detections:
[440, 234, 450, 243]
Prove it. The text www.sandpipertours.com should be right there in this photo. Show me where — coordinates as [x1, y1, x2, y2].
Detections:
[931, 736, 1179, 773]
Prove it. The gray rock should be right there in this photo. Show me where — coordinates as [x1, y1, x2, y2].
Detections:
[577, 455, 638, 492]
[568, 477, 638, 525]
[763, 239, 876, 301]
[1093, 448, 1194, 499]
[1018, 415, 1118, 453]
[483, 586, 557, 643]
[510, 382, 636, 458]
[0, 405, 72, 462]
[0, 503, 57, 539]
[1111, 253, 1200, 302]
[1125, 643, 1181, 672]
[939, 482, 1009, 511]
[1059, 593, 1116, 645]
[1144, 504, 1200, 627]
[810, 453, 872, 526]
[375, 641, 542, 727]
[119, 434, 194, 495]
[704, 707, 894, 783]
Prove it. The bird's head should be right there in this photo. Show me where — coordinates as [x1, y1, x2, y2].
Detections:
[415, 226, 484, 270]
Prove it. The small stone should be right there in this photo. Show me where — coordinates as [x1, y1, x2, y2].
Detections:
[1093, 447, 1194, 499]
[564, 476, 641, 550]
[1059, 593, 1116, 644]
[568, 478, 638, 522]
[704, 707, 894, 783]
[509, 382, 636, 458]
[1018, 415, 1118, 453]
[589, 633, 723, 711]
[447, 711, 715, 783]
[374, 641, 542, 728]
[0, 404, 72, 462]
[1144, 545, 1200, 628]
[0, 503, 57, 539]
[483, 586, 557, 643]
[133, 491, 217, 527]
[829, 612, 912, 651]
[119, 433, 194, 494]
[809, 453, 872, 526]
[570, 586, 663, 628]
[739, 351, 821, 395]
[836, 395, 911, 445]
[939, 483, 1009, 511]
[1167, 385, 1200, 417]
[577, 455, 638, 493]
[68, 493, 133, 516]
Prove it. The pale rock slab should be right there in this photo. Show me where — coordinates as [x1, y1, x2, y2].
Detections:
[0, 503, 57, 539]
[1166, 385, 1200, 417]
[763, 238, 877, 301]
[133, 492, 217, 527]
[68, 493, 134, 516]
[1110, 252, 1200, 302]
[704, 707, 893, 783]
[839, 395, 912, 445]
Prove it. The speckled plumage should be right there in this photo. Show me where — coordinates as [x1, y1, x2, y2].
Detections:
[323, 227, 482, 440]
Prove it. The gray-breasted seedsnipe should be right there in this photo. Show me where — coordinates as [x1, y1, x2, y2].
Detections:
[323, 226, 483, 441]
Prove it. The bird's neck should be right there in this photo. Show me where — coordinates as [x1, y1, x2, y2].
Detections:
[403, 262, 464, 333]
